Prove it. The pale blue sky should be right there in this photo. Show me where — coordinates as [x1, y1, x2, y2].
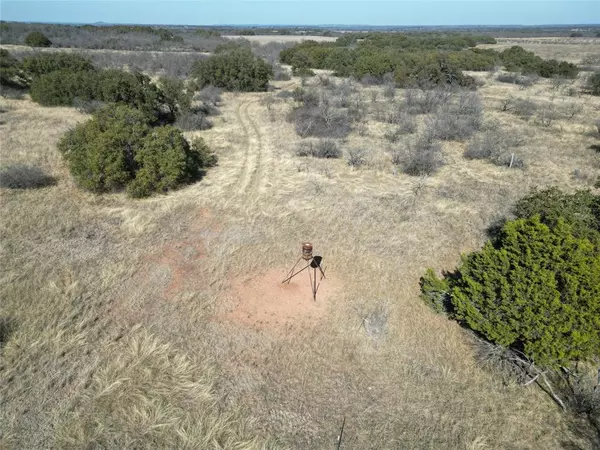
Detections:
[1, 1, 598, 26]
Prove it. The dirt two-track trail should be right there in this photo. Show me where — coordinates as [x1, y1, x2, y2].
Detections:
[234, 99, 269, 198]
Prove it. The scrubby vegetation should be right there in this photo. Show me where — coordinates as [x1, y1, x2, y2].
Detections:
[191, 47, 273, 92]
[295, 139, 342, 158]
[586, 71, 600, 96]
[1, 22, 225, 51]
[57, 104, 215, 197]
[464, 124, 525, 167]
[421, 188, 600, 427]
[394, 134, 445, 175]
[499, 46, 578, 78]
[21, 53, 95, 77]
[30, 69, 165, 121]
[280, 34, 577, 88]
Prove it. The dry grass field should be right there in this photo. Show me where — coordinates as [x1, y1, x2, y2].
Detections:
[1, 40, 599, 449]
[478, 37, 600, 65]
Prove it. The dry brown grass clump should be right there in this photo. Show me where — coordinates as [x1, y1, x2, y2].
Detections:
[56, 331, 271, 449]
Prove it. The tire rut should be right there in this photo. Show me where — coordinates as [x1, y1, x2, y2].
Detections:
[234, 101, 253, 194]
[234, 100, 266, 197]
[242, 101, 266, 195]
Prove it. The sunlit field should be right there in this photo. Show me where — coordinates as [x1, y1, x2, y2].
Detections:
[1, 34, 599, 449]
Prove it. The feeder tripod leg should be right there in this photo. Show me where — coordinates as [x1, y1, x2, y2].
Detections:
[283, 257, 303, 284]
[316, 261, 326, 279]
[314, 266, 317, 301]
[308, 265, 317, 301]
[281, 261, 312, 284]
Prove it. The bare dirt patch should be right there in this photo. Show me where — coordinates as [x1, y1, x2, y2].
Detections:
[224, 268, 341, 330]
[111, 208, 219, 325]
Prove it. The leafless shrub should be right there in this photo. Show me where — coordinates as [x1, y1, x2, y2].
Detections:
[426, 92, 483, 141]
[288, 105, 351, 139]
[496, 72, 537, 88]
[355, 300, 390, 339]
[560, 101, 582, 120]
[0, 165, 55, 189]
[535, 107, 559, 128]
[275, 90, 294, 101]
[384, 129, 402, 143]
[314, 140, 342, 158]
[351, 121, 366, 137]
[318, 75, 334, 88]
[346, 147, 367, 168]
[403, 87, 452, 115]
[174, 111, 213, 131]
[383, 83, 396, 101]
[475, 339, 531, 385]
[197, 85, 221, 106]
[333, 79, 357, 108]
[465, 124, 525, 168]
[396, 112, 417, 134]
[500, 95, 515, 112]
[295, 139, 341, 158]
[260, 95, 276, 111]
[72, 98, 106, 114]
[347, 96, 367, 122]
[394, 134, 445, 176]
[70, 49, 206, 77]
[252, 41, 291, 64]
[512, 98, 539, 120]
[370, 90, 379, 103]
[0, 87, 25, 100]
[273, 64, 291, 81]
[384, 114, 417, 142]
[292, 87, 319, 107]
[550, 76, 572, 91]
[456, 91, 483, 116]
[360, 74, 382, 86]
[581, 53, 600, 69]
[295, 141, 313, 157]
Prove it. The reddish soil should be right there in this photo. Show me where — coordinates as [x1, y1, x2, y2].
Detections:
[224, 267, 340, 330]
[111, 209, 216, 325]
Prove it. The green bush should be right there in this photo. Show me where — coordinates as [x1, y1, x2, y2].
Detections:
[513, 187, 600, 242]
[21, 53, 95, 78]
[500, 46, 578, 79]
[449, 216, 600, 368]
[58, 104, 213, 197]
[280, 39, 575, 85]
[58, 105, 150, 192]
[191, 48, 273, 91]
[419, 268, 450, 313]
[126, 126, 201, 197]
[158, 77, 192, 119]
[30, 70, 98, 106]
[24, 31, 52, 47]
[30, 69, 165, 121]
[585, 71, 600, 96]
[95, 71, 164, 122]
[190, 137, 218, 168]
